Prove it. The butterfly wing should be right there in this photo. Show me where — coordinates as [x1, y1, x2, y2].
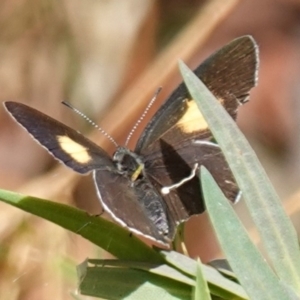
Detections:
[5, 101, 176, 245]
[135, 36, 258, 223]
[94, 169, 175, 245]
[136, 35, 258, 151]
[4, 101, 114, 174]
[143, 140, 241, 223]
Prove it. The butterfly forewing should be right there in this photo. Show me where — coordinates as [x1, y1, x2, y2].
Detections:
[4, 102, 114, 174]
[135, 36, 258, 152]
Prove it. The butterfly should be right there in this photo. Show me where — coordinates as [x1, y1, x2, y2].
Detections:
[4, 36, 258, 246]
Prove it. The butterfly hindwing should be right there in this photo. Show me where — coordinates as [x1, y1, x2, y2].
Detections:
[94, 169, 175, 244]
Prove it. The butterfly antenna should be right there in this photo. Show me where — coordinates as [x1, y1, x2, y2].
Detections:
[125, 87, 162, 147]
[62, 101, 118, 148]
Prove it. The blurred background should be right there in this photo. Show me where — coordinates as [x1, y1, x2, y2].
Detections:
[1, 0, 300, 299]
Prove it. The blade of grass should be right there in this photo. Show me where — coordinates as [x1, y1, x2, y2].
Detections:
[179, 60, 300, 293]
[201, 167, 291, 300]
[87, 258, 246, 299]
[162, 251, 249, 300]
[87, 259, 195, 286]
[0, 188, 163, 263]
[193, 259, 212, 300]
[78, 260, 191, 300]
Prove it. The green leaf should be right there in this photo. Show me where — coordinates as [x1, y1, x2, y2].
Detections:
[87, 254, 249, 300]
[162, 251, 249, 300]
[179, 61, 300, 294]
[0, 189, 163, 263]
[201, 167, 291, 300]
[193, 259, 212, 300]
[78, 260, 191, 300]
[87, 259, 194, 286]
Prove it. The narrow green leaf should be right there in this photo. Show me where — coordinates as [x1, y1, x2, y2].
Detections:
[179, 61, 300, 293]
[201, 167, 291, 300]
[87, 259, 195, 286]
[0, 189, 163, 263]
[162, 251, 249, 300]
[193, 259, 212, 300]
[78, 260, 191, 300]
[86, 257, 246, 299]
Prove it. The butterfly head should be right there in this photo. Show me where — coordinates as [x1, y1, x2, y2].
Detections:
[113, 147, 145, 182]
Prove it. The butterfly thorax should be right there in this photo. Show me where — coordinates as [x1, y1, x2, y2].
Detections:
[113, 147, 145, 182]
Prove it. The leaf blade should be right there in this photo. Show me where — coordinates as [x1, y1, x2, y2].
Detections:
[0, 189, 163, 263]
[201, 167, 291, 300]
[179, 60, 300, 294]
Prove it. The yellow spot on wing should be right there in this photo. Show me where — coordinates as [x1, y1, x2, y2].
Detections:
[57, 135, 92, 163]
[177, 100, 208, 133]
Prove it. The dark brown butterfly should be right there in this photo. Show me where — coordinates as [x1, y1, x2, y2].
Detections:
[4, 36, 258, 246]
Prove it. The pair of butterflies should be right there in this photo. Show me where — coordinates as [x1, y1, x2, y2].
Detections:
[4, 36, 258, 246]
